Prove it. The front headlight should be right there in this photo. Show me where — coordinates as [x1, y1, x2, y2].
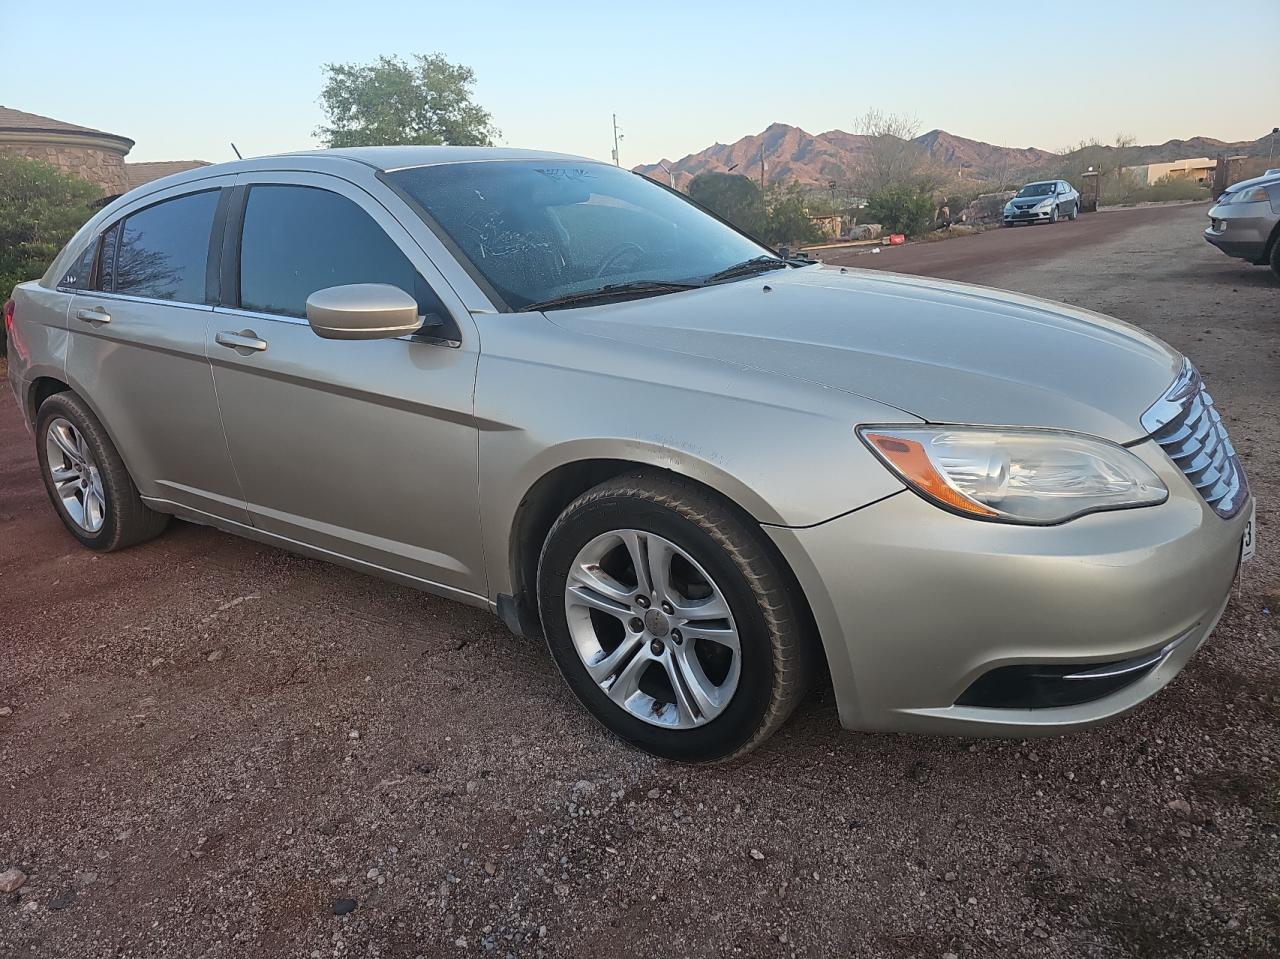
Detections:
[1003, 203, 1015, 213]
[857, 426, 1168, 525]
[1034, 199, 1053, 210]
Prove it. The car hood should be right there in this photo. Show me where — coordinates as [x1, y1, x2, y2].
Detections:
[1219, 172, 1280, 196]
[546, 265, 1181, 443]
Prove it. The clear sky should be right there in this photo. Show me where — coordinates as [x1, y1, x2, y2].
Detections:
[6, 0, 1277, 166]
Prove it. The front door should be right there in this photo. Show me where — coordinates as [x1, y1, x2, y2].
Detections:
[207, 172, 486, 598]
[66, 179, 249, 523]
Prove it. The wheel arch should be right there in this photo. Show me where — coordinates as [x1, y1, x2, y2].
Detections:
[28, 374, 144, 491]
[27, 374, 73, 425]
[503, 457, 822, 672]
[1262, 217, 1280, 264]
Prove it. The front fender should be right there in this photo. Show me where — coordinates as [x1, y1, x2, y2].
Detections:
[474, 313, 911, 600]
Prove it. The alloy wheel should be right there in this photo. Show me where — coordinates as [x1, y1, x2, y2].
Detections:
[44, 417, 106, 533]
[563, 529, 741, 729]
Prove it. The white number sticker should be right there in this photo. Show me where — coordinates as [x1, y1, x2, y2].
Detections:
[1241, 501, 1256, 563]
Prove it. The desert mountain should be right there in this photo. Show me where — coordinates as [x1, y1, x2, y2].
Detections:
[635, 123, 1275, 190]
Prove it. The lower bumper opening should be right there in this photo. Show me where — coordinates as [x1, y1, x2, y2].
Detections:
[955, 637, 1185, 709]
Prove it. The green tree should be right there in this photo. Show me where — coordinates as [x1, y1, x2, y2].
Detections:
[865, 185, 935, 236]
[0, 155, 100, 342]
[687, 172, 766, 236]
[317, 53, 499, 148]
[760, 182, 820, 246]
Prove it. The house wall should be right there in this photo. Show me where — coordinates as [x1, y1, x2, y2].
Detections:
[0, 136, 130, 195]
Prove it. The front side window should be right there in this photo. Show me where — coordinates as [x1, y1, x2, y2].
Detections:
[387, 161, 773, 310]
[114, 190, 219, 302]
[238, 185, 433, 319]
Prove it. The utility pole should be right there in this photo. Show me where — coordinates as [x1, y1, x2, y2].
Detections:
[1269, 127, 1279, 166]
[612, 114, 622, 166]
[759, 143, 765, 191]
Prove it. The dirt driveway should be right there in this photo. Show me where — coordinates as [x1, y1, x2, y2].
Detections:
[1, 203, 1277, 959]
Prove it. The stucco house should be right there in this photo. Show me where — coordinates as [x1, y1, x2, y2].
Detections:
[0, 105, 209, 197]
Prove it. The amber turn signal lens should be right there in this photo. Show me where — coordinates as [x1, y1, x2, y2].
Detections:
[863, 432, 998, 517]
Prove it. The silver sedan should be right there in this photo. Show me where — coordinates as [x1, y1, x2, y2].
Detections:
[5, 147, 1255, 761]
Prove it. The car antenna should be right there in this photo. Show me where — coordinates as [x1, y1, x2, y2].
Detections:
[231, 142, 243, 160]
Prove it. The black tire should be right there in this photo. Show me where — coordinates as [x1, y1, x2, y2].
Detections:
[537, 472, 814, 762]
[35, 391, 169, 551]
[1270, 236, 1280, 279]
[1049, 205, 1059, 224]
[1068, 201, 1079, 221]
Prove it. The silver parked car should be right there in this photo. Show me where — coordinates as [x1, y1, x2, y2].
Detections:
[5, 147, 1255, 762]
[1003, 180, 1081, 225]
[1204, 170, 1280, 276]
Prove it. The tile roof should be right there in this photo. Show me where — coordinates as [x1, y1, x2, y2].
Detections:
[126, 160, 213, 190]
[0, 105, 134, 148]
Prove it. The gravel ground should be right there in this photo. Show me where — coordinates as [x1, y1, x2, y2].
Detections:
[1, 203, 1277, 958]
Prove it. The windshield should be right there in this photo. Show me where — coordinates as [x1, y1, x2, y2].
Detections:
[1016, 182, 1056, 198]
[387, 160, 775, 310]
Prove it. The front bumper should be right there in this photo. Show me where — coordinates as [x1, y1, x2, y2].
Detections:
[766, 440, 1249, 737]
[1203, 202, 1273, 263]
[1004, 207, 1052, 224]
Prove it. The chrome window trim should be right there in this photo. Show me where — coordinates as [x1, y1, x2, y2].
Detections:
[64, 289, 214, 312]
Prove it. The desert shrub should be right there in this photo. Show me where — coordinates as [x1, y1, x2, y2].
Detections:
[760, 183, 821, 246]
[865, 185, 935, 236]
[1142, 175, 1212, 201]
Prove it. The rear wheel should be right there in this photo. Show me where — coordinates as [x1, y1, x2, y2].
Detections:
[35, 392, 169, 551]
[537, 472, 814, 762]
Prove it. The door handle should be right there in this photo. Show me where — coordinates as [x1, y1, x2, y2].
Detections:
[75, 307, 110, 324]
[215, 330, 268, 353]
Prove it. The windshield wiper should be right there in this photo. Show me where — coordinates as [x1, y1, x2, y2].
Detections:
[704, 255, 789, 284]
[519, 280, 701, 312]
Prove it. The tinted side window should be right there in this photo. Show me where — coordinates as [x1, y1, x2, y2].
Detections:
[59, 240, 98, 290]
[238, 185, 427, 318]
[114, 190, 219, 303]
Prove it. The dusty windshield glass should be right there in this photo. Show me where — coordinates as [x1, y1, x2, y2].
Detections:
[388, 161, 774, 310]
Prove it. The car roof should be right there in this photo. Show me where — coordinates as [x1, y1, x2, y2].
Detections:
[114, 145, 600, 199]
[278, 145, 593, 171]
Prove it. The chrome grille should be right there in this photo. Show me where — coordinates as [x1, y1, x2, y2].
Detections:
[1141, 359, 1248, 518]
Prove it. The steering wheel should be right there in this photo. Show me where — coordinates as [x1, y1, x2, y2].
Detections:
[595, 242, 646, 278]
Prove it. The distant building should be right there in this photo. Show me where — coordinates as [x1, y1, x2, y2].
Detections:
[807, 214, 844, 240]
[0, 105, 209, 197]
[1128, 157, 1216, 186]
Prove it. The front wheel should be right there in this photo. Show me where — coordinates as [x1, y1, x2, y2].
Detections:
[537, 473, 814, 762]
[1270, 237, 1280, 278]
[1049, 205, 1059, 224]
[1068, 201, 1079, 221]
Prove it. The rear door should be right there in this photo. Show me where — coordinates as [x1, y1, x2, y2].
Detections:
[207, 172, 486, 598]
[66, 179, 248, 523]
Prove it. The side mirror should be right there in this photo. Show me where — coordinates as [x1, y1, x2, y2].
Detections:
[305, 284, 425, 340]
